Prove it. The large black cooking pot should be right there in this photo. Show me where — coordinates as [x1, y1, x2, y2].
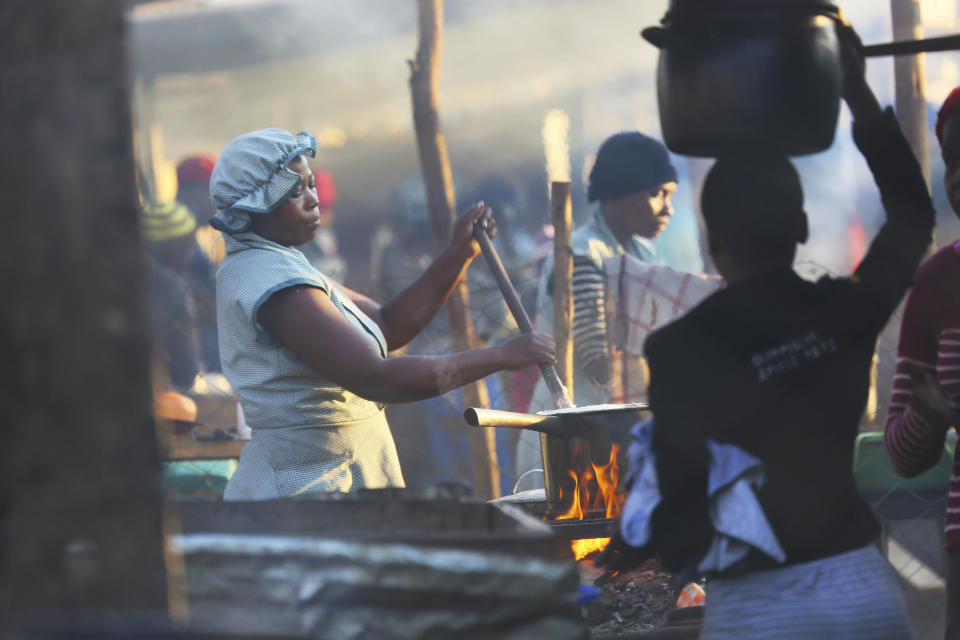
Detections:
[642, 0, 842, 157]
[465, 404, 651, 515]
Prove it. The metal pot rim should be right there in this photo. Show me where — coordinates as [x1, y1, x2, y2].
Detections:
[536, 402, 649, 417]
[663, 0, 839, 14]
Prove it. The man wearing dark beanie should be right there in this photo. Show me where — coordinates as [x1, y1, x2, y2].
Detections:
[529, 131, 678, 412]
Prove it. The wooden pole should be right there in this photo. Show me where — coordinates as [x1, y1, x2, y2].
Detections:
[409, 0, 499, 499]
[874, 0, 933, 432]
[551, 182, 574, 397]
[890, 0, 931, 187]
[0, 0, 168, 622]
[540, 182, 575, 510]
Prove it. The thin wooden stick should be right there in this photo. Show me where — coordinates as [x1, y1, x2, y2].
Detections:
[472, 222, 571, 406]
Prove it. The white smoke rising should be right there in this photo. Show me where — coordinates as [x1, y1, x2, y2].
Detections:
[542, 108, 571, 184]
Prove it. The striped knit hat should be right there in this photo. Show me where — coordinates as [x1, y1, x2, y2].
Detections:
[140, 201, 197, 243]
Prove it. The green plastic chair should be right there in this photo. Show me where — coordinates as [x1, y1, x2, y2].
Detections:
[853, 430, 956, 495]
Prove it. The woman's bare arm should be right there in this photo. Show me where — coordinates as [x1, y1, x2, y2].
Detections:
[338, 202, 494, 351]
[257, 284, 554, 404]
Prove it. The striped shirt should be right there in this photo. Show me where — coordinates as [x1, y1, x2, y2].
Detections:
[571, 255, 609, 374]
[884, 240, 960, 552]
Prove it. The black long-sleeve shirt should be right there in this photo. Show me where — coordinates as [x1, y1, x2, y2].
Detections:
[644, 108, 934, 573]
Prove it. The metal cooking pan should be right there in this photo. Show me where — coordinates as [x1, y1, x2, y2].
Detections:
[464, 403, 651, 513]
[464, 404, 649, 439]
[468, 207, 651, 511]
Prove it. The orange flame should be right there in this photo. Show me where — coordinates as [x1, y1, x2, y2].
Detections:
[571, 537, 610, 561]
[595, 443, 622, 519]
[557, 469, 583, 520]
[551, 443, 625, 560]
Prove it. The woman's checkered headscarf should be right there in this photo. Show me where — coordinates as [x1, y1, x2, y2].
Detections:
[208, 128, 317, 233]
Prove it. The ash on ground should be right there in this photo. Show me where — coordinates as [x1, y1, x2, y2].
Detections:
[579, 556, 678, 638]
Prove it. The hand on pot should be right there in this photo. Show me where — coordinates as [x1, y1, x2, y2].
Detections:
[836, 19, 882, 119]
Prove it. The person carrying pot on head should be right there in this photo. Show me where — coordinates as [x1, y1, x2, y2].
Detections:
[884, 86, 960, 640]
[599, 26, 931, 639]
[208, 129, 555, 499]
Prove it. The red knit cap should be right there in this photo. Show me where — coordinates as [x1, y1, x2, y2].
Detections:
[176, 154, 216, 186]
[936, 87, 960, 145]
[314, 169, 337, 209]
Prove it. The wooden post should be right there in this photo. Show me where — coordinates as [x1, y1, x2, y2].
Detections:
[409, 0, 499, 499]
[890, 0, 931, 187]
[540, 182, 575, 511]
[0, 0, 168, 623]
[874, 0, 933, 432]
[551, 182, 574, 396]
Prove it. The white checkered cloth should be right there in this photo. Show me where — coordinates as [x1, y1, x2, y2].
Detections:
[218, 231, 404, 499]
[604, 254, 724, 404]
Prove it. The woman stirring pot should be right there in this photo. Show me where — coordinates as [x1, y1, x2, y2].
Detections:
[208, 129, 555, 499]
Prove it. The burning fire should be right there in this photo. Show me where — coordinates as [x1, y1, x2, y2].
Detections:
[571, 537, 610, 560]
[553, 443, 624, 560]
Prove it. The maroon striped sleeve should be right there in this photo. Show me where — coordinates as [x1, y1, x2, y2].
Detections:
[883, 245, 960, 552]
[948, 460, 960, 551]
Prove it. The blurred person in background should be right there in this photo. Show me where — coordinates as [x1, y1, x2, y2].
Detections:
[298, 169, 347, 282]
[141, 200, 202, 394]
[371, 173, 520, 492]
[460, 174, 540, 481]
[371, 174, 446, 352]
[463, 174, 545, 420]
[884, 86, 960, 640]
[177, 154, 222, 264]
[372, 173, 518, 351]
[462, 175, 527, 279]
[176, 154, 222, 376]
[602, 27, 930, 638]
[207, 129, 554, 499]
